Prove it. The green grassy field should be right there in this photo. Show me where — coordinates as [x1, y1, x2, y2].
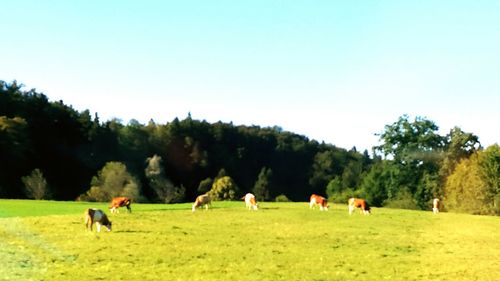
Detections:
[0, 200, 499, 281]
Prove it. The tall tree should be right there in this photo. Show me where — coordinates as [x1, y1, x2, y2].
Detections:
[0, 116, 30, 197]
[253, 167, 272, 201]
[145, 154, 184, 203]
[374, 115, 445, 209]
[80, 162, 143, 202]
[375, 115, 445, 163]
[440, 127, 480, 179]
[445, 154, 487, 214]
[478, 145, 500, 213]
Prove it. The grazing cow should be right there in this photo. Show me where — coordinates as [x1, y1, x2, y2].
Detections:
[84, 208, 112, 232]
[309, 194, 329, 211]
[432, 198, 440, 214]
[109, 197, 132, 214]
[242, 193, 258, 210]
[348, 198, 371, 215]
[192, 194, 211, 212]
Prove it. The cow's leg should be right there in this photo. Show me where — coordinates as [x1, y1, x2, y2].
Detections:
[96, 223, 101, 232]
[126, 205, 131, 213]
[85, 216, 90, 231]
[348, 205, 354, 215]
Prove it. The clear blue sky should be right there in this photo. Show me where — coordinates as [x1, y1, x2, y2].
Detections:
[2, 0, 499, 151]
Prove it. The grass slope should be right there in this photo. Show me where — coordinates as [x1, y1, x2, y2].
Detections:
[0, 200, 499, 281]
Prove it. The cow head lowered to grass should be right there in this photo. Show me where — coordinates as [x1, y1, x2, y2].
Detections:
[348, 198, 371, 215]
[309, 194, 329, 211]
[192, 194, 211, 212]
[242, 193, 258, 210]
[84, 208, 112, 232]
[109, 197, 132, 214]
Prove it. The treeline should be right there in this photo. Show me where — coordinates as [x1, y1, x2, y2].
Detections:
[0, 81, 372, 203]
[1, 81, 498, 215]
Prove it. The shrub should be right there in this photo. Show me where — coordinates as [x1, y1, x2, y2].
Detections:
[328, 188, 358, 204]
[22, 169, 51, 200]
[275, 194, 291, 202]
[80, 162, 144, 202]
[383, 188, 419, 210]
[207, 176, 239, 201]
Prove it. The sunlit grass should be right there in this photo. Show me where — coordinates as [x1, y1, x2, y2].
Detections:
[0, 200, 499, 280]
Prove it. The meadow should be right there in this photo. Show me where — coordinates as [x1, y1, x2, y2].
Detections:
[0, 200, 499, 281]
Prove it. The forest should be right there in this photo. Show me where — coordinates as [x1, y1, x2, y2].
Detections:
[1, 80, 499, 215]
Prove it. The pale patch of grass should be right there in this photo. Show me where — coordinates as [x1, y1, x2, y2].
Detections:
[0, 200, 499, 280]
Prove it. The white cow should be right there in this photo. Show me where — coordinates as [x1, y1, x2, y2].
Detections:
[432, 198, 440, 214]
[243, 193, 258, 210]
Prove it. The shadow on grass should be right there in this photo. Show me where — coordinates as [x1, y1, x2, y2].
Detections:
[114, 230, 152, 233]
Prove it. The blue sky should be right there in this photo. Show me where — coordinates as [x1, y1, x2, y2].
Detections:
[2, 0, 499, 151]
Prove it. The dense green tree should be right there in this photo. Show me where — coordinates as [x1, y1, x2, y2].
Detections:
[439, 127, 480, 182]
[207, 176, 239, 201]
[444, 145, 500, 215]
[1, 81, 93, 199]
[309, 151, 337, 192]
[358, 161, 391, 206]
[253, 167, 272, 201]
[445, 154, 486, 214]
[374, 115, 447, 209]
[325, 177, 351, 203]
[0, 116, 30, 197]
[341, 160, 363, 190]
[478, 145, 500, 213]
[197, 178, 213, 194]
[375, 115, 445, 163]
[80, 162, 143, 202]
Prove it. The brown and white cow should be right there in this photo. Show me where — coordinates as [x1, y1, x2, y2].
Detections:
[192, 194, 211, 212]
[432, 198, 440, 214]
[242, 193, 258, 210]
[309, 194, 329, 211]
[84, 208, 112, 232]
[348, 198, 371, 215]
[109, 197, 132, 214]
